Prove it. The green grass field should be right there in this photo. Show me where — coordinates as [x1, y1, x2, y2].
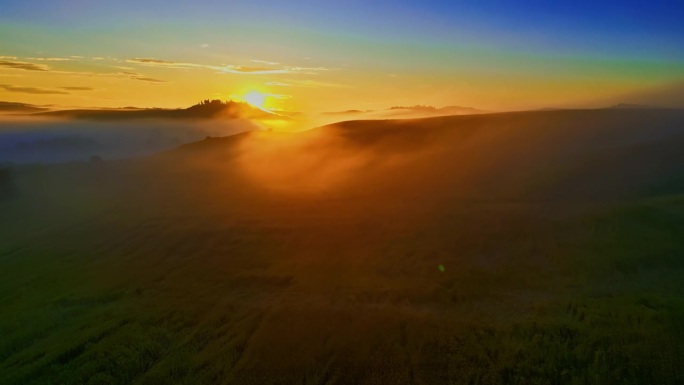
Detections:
[1, 110, 683, 384]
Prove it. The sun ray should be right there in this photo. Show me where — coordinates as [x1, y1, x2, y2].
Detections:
[243, 91, 267, 110]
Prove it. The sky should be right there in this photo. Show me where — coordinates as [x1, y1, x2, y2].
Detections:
[1, 0, 683, 112]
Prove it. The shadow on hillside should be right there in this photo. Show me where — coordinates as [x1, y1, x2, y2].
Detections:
[0, 166, 15, 200]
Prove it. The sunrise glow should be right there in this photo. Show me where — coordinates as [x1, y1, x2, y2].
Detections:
[1, 3, 684, 383]
[243, 91, 268, 110]
[1, 2, 681, 116]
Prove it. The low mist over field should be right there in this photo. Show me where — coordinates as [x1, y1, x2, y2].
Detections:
[2, 109, 684, 384]
[0, 117, 258, 164]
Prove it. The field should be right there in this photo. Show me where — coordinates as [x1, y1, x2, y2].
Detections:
[1, 109, 684, 384]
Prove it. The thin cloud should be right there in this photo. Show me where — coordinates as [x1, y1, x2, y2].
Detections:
[222, 65, 329, 75]
[271, 79, 348, 88]
[27, 57, 72, 61]
[0, 84, 69, 94]
[126, 58, 207, 71]
[126, 57, 330, 75]
[58, 68, 168, 83]
[60, 86, 94, 91]
[134, 77, 167, 83]
[112, 71, 167, 83]
[287, 67, 330, 73]
[251, 59, 280, 65]
[0, 59, 50, 71]
[0, 56, 167, 84]
[128, 58, 176, 65]
[222, 66, 291, 74]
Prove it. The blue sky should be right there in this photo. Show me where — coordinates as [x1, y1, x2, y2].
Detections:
[0, 0, 682, 110]
[2, 0, 683, 56]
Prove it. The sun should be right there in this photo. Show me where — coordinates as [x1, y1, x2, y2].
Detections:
[243, 91, 267, 109]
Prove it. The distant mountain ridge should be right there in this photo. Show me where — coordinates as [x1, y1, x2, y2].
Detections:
[389, 105, 484, 114]
[322, 105, 487, 120]
[535, 103, 683, 112]
[606, 103, 670, 110]
[0, 101, 49, 113]
[34, 99, 279, 121]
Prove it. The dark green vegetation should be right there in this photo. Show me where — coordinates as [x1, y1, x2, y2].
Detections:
[1, 109, 684, 384]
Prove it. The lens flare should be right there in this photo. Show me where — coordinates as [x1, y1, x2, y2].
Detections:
[243, 91, 267, 110]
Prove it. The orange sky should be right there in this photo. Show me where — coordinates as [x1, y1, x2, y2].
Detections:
[1, 2, 683, 114]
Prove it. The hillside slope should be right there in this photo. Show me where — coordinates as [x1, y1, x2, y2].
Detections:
[1, 109, 684, 385]
[171, 109, 684, 201]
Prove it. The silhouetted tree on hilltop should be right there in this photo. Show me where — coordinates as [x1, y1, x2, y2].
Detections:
[198, 99, 228, 106]
[186, 99, 271, 119]
[390, 105, 436, 110]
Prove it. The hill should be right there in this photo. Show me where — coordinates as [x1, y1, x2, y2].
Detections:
[2, 109, 684, 384]
[173, 108, 684, 201]
[321, 105, 486, 121]
[34, 99, 278, 121]
[607, 103, 665, 109]
[0, 101, 48, 113]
